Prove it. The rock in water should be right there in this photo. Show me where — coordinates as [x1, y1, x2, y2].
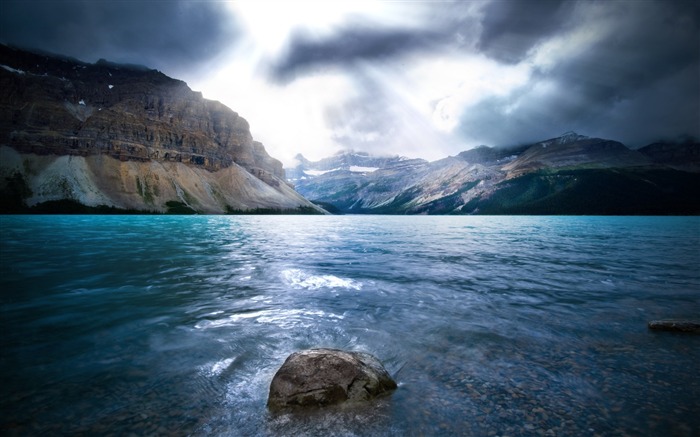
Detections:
[267, 348, 397, 410]
[648, 320, 700, 333]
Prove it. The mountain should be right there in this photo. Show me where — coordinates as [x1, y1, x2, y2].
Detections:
[288, 133, 700, 215]
[0, 45, 322, 214]
[286, 151, 433, 211]
[286, 150, 426, 181]
[500, 132, 651, 178]
[638, 140, 700, 172]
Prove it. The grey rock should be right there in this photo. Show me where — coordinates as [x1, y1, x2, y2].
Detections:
[648, 320, 700, 332]
[267, 348, 397, 410]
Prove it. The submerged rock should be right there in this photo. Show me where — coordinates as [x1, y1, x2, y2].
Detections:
[648, 320, 700, 333]
[267, 348, 397, 410]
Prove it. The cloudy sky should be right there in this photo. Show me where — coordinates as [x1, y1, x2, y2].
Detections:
[1, 0, 698, 166]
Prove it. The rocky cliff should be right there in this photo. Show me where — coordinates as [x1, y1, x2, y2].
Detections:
[0, 45, 321, 213]
[288, 133, 700, 215]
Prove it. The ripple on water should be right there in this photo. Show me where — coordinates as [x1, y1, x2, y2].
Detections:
[1, 215, 699, 436]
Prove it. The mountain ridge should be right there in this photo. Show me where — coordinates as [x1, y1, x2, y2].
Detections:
[288, 132, 700, 215]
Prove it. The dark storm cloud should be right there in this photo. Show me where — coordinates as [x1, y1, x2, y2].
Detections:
[458, 60, 700, 148]
[477, 0, 573, 63]
[552, 1, 699, 101]
[459, 0, 700, 148]
[0, 0, 238, 76]
[269, 25, 445, 82]
[267, 0, 573, 81]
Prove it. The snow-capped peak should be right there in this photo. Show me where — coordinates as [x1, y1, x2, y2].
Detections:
[556, 131, 589, 144]
[539, 132, 590, 148]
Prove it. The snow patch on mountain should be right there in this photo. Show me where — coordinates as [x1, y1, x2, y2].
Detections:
[349, 166, 379, 173]
[1, 64, 25, 75]
[539, 131, 590, 148]
[304, 168, 338, 176]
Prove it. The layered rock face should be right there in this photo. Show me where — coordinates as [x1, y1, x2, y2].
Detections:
[0, 45, 318, 213]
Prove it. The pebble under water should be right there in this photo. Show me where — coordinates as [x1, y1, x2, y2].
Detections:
[1, 215, 699, 436]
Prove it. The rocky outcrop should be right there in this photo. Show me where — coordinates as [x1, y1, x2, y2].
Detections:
[0, 44, 320, 213]
[267, 348, 397, 410]
[648, 320, 700, 333]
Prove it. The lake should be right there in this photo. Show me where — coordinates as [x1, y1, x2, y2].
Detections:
[1, 215, 699, 436]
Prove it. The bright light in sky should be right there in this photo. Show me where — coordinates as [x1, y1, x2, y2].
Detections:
[194, 0, 447, 165]
[194, 52, 357, 166]
[401, 54, 532, 132]
[193, 1, 500, 165]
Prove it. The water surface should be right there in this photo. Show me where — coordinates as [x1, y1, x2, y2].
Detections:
[1, 215, 699, 436]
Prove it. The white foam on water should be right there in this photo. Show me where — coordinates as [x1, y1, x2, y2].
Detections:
[194, 308, 344, 330]
[224, 364, 273, 406]
[281, 268, 362, 290]
[199, 357, 235, 378]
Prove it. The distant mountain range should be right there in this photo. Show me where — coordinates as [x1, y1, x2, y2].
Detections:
[287, 133, 700, 215]
[0, 45, 321, 214]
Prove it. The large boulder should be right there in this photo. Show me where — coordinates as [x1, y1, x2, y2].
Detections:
[267, 348, 397, 410]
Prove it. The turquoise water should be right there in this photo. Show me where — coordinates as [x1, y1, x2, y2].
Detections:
[1, 215, 699, 436]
